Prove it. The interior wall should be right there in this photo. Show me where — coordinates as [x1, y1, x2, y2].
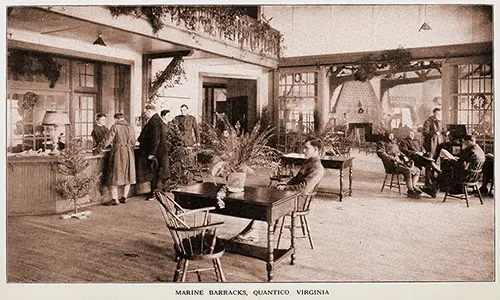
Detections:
[262, 5, 492, 57]
[153, 57, 271, 124]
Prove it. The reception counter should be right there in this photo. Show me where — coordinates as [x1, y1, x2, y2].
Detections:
[7, 150, 148, 216]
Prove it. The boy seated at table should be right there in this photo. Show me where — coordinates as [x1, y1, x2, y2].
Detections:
[234, 138, 325, 242]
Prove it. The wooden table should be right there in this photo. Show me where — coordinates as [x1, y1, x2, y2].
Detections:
[172, 182, 300, 282]
[281, 154, 354, 201]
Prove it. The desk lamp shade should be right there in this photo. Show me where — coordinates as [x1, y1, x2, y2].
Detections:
[42, 111, 70, 126]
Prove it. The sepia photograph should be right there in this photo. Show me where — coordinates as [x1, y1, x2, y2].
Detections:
[2, 1, 497, 299]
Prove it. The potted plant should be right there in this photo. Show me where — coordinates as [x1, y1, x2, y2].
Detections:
[203, 116, 281, 192]
[56, 136, 101, 219]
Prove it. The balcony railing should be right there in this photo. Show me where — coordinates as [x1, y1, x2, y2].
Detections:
[108, 6, 282, 59]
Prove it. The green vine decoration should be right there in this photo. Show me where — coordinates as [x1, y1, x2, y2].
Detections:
[108, 5, 283, 58]
[149, 56, 187, 101]
[353, 48, 413, 81]
[8, 49, 62, 88]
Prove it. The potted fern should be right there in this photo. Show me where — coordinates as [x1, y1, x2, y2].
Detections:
[203, 117, 281, 192]
[56, 136, 101, 219]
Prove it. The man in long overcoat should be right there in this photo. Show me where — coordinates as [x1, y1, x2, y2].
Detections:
[174, 104, 200, 147]
[98, 113, 136, 205]
[137, 104, 170, 199]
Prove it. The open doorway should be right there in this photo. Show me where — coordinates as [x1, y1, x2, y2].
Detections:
[202, 77, 256, 133]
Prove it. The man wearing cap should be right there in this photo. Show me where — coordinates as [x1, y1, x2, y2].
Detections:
[137, 104, 170, 200]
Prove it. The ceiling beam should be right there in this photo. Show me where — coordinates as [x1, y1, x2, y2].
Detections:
[280, 42, 492, 68]
[144, 50, 193, 60]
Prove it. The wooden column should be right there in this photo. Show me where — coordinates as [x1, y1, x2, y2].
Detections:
[315, 66, 328, 133]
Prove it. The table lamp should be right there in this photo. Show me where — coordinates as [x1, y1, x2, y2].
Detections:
[42, 111, 70, 155]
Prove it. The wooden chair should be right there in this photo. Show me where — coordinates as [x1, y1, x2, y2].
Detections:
[379, 157, 405, 194]
[154, 190, 226, 282]
[443, 161, 484, 208]
[275, 191, 316, 249]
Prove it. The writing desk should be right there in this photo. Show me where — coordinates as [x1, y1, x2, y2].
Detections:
[281, 153, 354, 201]
[172, 182, 300, 281]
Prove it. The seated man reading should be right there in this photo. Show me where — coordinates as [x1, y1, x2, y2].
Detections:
[234, 138, 325, 242]
[377, 132, 421, 199]
[421, 134, 486, 198]
[399, 130, 441, 186]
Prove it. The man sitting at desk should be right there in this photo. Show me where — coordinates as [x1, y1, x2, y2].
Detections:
[234, 138, 325, 242]
[421, 134, 486, 198]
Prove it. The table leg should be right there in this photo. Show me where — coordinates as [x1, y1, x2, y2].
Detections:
[266, 222, 274, 282]
[291, 211, 296, 265]
[349, 166, 353, 196]
[339, 167, 344, 202]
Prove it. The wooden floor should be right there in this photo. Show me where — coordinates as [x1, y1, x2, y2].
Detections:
[6, 150, 495, 283]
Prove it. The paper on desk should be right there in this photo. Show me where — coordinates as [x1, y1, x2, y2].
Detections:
[440, 149, 457, 160]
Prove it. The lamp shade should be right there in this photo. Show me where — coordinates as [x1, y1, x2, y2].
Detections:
[42, 111, 70, 126]
[419, 22, 432, 31]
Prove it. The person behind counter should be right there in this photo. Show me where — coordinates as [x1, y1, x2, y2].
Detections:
[92, 113, 109, 154]
[97, 113, 136, 206]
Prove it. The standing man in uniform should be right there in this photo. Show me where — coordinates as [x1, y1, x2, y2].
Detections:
[174, 104, 200, 147]
[422, 108, 443, 159]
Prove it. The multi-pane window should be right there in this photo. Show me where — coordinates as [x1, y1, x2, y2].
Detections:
[7, 91, 69, 153]
[277, 72, 317, 153]
[74, 95, 95, 150]
[77, 62, 95, 88]
[449, 63, 493, 153]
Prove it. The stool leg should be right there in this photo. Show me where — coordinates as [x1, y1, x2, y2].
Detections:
[181, 259, 189, 282]
[215, 258, 226, 282]
[276, 216, 286, 249]
[212, 259, 221, 282]
[299, 215, 306, 236]
[443, 187, 448, 203]
[381, 174, 388, 192]
[464, 185, 469, 207]
[389, 173, 394, 189]
[476, 185, 484, 205]
[303, 216, 314, 249]
[173, 257, 183, 282]
[397, 174, 402, 195]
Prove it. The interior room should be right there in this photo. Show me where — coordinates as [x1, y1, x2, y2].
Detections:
[4, 4, 495, 297]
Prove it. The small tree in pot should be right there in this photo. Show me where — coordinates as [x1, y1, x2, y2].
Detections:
[56, 136, 100, 219]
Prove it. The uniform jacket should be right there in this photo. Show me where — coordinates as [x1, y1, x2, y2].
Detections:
[174, 114, 200, 147]
[99, 119, 136, 186]
[91, 125, 109, 147]
[422, 115, 443, 156]
[399, 137, 423, 157]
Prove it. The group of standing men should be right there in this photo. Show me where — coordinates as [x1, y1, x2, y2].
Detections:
[93, 104, 200, 205]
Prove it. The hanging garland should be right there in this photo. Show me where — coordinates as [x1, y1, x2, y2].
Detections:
[108, 5, 283, 58]
[8, 49, 62, 88]
[149, 57, 187, 101]
[353, 48, 413, 82]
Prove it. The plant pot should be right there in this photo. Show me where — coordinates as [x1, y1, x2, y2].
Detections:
[226, 172, 246, 193]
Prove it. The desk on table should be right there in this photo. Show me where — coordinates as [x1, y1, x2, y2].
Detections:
[172, 182, 301, 282]
[281, 154, 354, 201]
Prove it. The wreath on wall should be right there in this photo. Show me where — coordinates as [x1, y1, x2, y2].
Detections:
[8, 49, 62, 88]
[19, 92, 40, 111]
[108, 5, 283, 58]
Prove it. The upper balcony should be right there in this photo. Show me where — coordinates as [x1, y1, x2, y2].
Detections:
[7, 6, 282, 69]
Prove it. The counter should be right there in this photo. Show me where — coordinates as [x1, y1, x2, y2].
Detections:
[7, 151, 149, 216]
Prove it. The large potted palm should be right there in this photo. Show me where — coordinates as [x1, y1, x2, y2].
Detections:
[203, 117, 281, 192]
